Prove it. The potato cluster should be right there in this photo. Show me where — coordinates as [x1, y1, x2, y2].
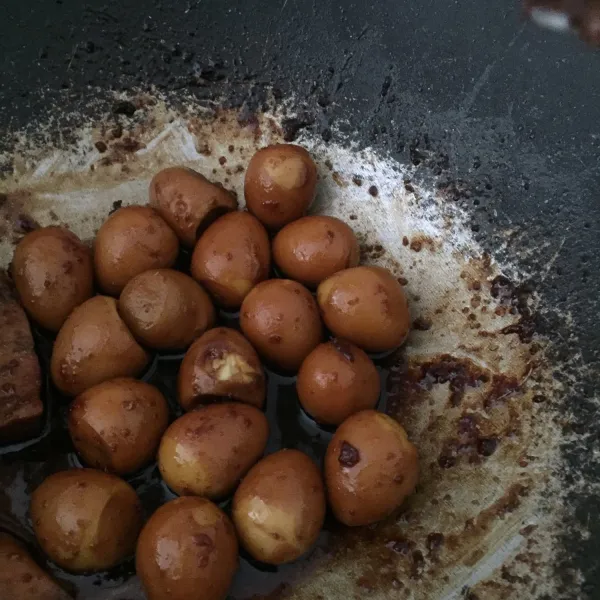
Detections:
[10, 143, 419, 600]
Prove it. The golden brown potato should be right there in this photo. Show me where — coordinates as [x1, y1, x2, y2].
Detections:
[149, 167, 238, 248]
[178, 327, 265, 411]
[317, 266, 410, 353]
[11, 226, 94, 331]
[119, 269, 216, 350]
[297, 339, 380, 426]
[324, 410, 419, 526]
[94, 205, 179, 295]
[50, 296, 150, 396]
[191, 212, 271, 309]
[30, 469, 143, 572]
[244, 144, 317, 230]
[240, 279, 322, 372]
[0, 533, 70, 600]
[272, 216, 359, 288]
[158, 402, 268, 499]
[68, 378, 169, 475]
[232, 449, 325, 564]
[136, 497, 238, 600]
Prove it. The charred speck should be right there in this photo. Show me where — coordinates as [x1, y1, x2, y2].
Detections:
[385, 536, 415, 555]
[331, 338, 354, 362]
[339, 441, 360, 467]
[352, 175, 363, 186]
[411, 550, 425, 578]
[14, 214, 40, 234]
[413, 317, 432, 331]
[112, 100, 137, 117]
[426, 532, 444, 556]
[108, 200, 122, 216]
[95, 141, 107, 153]
[477, 438, 498, 457]
[368, 185, 379, 197]
[281, 117, 311, 142]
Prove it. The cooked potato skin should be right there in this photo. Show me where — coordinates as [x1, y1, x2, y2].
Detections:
[94, 205, 179, 295]
[11, 226, 94, 331]
[232, 449, 325, 565]
[240, 279, 323, 372]
[191, 211, 271, 309]
[50, 296, 150, 396]
[324, 410, 419, 526]
[119, 269, 216, 350]
[317, 266, 410, 353]
[136, 497, 238, 600]
[297, 339, 380, 426]
[273, 216, 359, 288]
[149, 166, 238, 248]
[244, 144, 317, 230]
[178, 327, 265, 411]
[68, 378, 169, 475]
[158, 402, 268, 499]
[30, 469, 143, 572]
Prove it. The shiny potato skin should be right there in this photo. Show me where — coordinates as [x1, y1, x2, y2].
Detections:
[30, 469, 143, 572]
[324, 410, 419, 527]
[317, 266, 410, 353]
[297, 339, 380, 426]
[50, 296, 150, 396]
[178, 327, 265, 411]
[240, 279, 323, 372]
[272, 216, 359, 289]
[149, 166, 238, 248]
[191, 211, 271, 309]
[232, 449, 325, 565]
[158, 402, 268, 499]
[68, 378, 169, 475]
[119, 269, 216, 350]
[94, 205, 179, 295]
[136, 497, 238, 600]
[0, 533, 70, 600]
[11, 226, 94, 331]
[244, 144, 317, 230]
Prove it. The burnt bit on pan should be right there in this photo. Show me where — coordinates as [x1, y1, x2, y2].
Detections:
[338, 441, 360, 467]
[490, 275, 537, 343]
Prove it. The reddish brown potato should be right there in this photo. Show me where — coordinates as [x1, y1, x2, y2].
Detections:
[50, 296, 150, 396]
[119, 269, 216, 350]
[11, 226, 94, 331]
[0, 534, 70, 600]
[94, 205, 179, 295]
[297, 339, 380, 426]
[317, 266, 410, 353]
[30, 469, 143, 572]
[240, 279, 322, 372]
[244, 144, 317, 230]
[272, 216, 359, 288]
[149, 166, 238, 248]
[68, 378, 169, 475]
[232, 449, 325, 565]
[191, 211, 271, 309]
[178, 327, 265, 411]
[136, 497, 238, 600]
[158, 403, 268, 499]
[324, 410, 419, 526]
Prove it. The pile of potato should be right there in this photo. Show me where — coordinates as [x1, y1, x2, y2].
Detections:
[11, 144, 419, 600]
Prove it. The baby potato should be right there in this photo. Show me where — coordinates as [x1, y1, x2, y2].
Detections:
[30, 469, 143, 572]
[50, 296, 150, 396]
[136, 497, 238, 600]
[240, 279, 322, 372]
[158, 402, 268, 499]
[178, 327, 265, 411]
[119, 269, 216, 350]
[232, 449, 325, 565]
[297, 339, 380, 426]
[11, 226, 93, 331]
[244, 144, 317, 230]
[273, 216, 359, 288]
[191, 212, 271, 309]
[324, 410, 419, 526]
[94, 205, 179, 295]
[68, 378, 169, 475]
[317, 266, 410, 353]
[149, 166, 238, 248]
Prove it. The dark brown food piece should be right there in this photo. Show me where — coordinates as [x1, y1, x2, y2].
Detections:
[149, 166, 238, 248]
[244, 144, 317, 230]
[178, 327, 265, 411]
[0, 276, 43, 442]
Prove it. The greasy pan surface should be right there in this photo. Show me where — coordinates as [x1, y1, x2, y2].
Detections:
[0, 0, 599, 598]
